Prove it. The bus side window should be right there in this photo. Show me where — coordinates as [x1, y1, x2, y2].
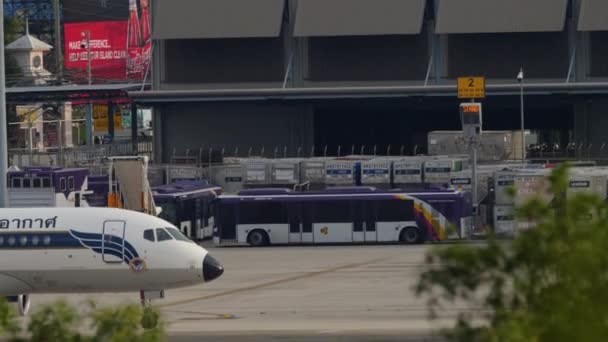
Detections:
[314, 200, 350, 223]
[143, 229, 155, 242]
[352, 201, 364, 232]
[33, 178, 42, 188]
[42, 178, 51, 187]
[59, 178, 66, 191]
[377, 200, 415, 222]
[11, 178, 21, 188]
[239, 201, 287, 225]
[22, 178, 31, 188]
[302, 202, 313, 233]
[68, 176, 75, 190]
[219, 203, 237, 240]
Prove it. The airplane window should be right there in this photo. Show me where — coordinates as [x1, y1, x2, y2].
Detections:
[43, 235, 51, 246]
[31, 236, 39, 246]
[19, 236, 27, 246]
[143, 229, 155, 242]
[8, 236, 15, 246]
[155, 228, 173, 242]
[166, 228, 193, 243]
[0, 236, 4, 245]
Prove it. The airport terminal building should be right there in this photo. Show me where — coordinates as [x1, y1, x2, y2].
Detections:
[129, 0, 608, 162]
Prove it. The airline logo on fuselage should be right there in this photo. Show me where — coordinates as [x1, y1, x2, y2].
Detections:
[0, 216, 58, 229]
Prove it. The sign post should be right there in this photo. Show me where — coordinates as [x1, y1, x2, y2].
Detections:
[457, 77, 485, 235]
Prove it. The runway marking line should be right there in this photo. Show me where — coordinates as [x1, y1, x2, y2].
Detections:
[159, 257, 389, 309]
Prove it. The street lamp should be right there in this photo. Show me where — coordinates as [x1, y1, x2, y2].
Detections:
[517, 68, 525, 162]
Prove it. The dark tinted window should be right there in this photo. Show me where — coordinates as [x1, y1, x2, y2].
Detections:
[143, 229, 155, 242]
[166, 227, 192, 242]
[219, 203, 237, 240]
[314, 200, 351, 223]
[68, 177, 75, 190]
[376, 200, 414, 222]
[156, 228, 173, 241]
[59, 178, 66, 191]
[303, 202, 313, 233]
[239, 201, 287, 225]
[11, 178, 20, 188]
[33, 178, 41, 188]
[22, 178, 31, 188]
[42, 178, 51, 187]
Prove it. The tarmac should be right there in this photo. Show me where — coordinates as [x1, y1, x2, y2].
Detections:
[27, 243, 481, 341]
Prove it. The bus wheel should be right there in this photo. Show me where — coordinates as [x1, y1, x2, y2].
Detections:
[247, 230, 269, 247]
[400, 227, 421, 245]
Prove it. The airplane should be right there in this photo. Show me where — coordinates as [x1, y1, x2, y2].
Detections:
[0, 207, 224, 315]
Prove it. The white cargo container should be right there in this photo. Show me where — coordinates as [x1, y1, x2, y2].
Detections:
[513, 170, 552, 207]
[493, 205, 515, 237]
[424, 158, 469, 184]
[567, 168, 608, 200]
[361, 159, 392, 186]
[270, 159, 301, 185]
[211, 164, 243, 194]
[325, 160, 357, 185]
[242, 159, 270, 184]
[392, 158, 424, 184]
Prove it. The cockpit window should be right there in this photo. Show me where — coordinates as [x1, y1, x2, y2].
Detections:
[143, 229, 155, 242]
[155, 228, 173, 242]
[166, 227, 192, 242]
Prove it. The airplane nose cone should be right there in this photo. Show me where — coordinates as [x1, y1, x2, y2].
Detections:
[203, 254, 224, 282]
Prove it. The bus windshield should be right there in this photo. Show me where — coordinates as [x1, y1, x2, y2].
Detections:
[166, 227, 193, 242]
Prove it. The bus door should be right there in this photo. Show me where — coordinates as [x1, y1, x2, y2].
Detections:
[288, 203, 302, 244]
[195, 198, 203, 239]
[352, 201, 365, 242]
[364, 200, 378, 242]
[288, 202, 313, 244]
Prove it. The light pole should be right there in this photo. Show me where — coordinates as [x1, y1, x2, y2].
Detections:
[0, 0, 8, 207]
[81, 31, 93, 146]
[517, 68, 525, 162]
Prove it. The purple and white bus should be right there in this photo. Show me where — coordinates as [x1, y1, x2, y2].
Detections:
[212, 187, 473, 246]
[7, 167, 90, 208]
[152, 180, 222, 240]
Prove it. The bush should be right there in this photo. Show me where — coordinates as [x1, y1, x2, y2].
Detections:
[416, 164, 608, 342]
[0, 299, 164, 342]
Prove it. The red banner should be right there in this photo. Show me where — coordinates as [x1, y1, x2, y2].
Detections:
[64, 20, 151, 82]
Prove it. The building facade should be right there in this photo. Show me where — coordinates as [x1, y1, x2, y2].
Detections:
[130, 0, 608, 162]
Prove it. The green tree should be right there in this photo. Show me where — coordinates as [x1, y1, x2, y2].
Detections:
[0, 298, 164, 341]
[417, 164, 608, 342]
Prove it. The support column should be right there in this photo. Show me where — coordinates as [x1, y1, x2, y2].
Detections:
[131, 102, 138, 154]
[108, 101, 115, 143]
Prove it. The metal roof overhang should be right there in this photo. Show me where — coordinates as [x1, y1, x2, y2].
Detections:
[578, 0, 608, 31]
[153, 0, 285, 39]
[294, 0, 426, 37]
[7, 83, 147, 102]
[129, 83, 608, 103]
[436, 0, 568, 34]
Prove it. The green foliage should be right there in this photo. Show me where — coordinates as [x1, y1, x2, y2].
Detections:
[0, 298, 164, 342]
[417, 164, 608, 342]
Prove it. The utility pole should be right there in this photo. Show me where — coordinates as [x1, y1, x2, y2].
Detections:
[53, 0, 63, 81]
[0, 0, 8, 207]
[82, 30, 93, 145]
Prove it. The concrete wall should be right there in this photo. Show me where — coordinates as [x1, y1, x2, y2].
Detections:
[159, 103, 314, 162]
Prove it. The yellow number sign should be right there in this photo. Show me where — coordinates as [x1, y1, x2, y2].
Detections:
[457, 77, 485, 99]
